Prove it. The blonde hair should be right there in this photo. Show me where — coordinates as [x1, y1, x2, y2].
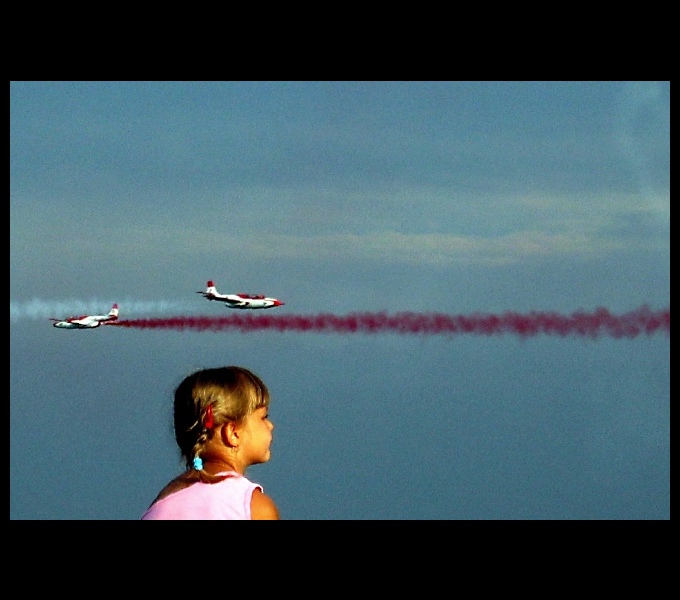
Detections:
[174, 366, 270, 471]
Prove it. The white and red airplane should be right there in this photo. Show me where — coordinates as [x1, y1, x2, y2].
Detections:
[49, 303, 119, 329]
[196, 280, 284, 309]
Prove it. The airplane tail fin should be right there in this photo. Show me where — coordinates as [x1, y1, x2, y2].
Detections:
[196, 280, 219, 297]
[108, 303, 119, 319]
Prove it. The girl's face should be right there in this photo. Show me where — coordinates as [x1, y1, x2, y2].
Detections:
[238, 406, 274, 466]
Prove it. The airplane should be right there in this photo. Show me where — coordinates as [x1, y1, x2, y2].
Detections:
[49, 303, 119, 329]
[196, 280, 284, 309]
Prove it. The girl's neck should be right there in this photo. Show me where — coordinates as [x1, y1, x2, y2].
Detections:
[202, 458, 243, 476]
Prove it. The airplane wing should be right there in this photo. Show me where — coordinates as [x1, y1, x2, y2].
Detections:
[223, 299, 248, 307]
[52, 321, 98, 329]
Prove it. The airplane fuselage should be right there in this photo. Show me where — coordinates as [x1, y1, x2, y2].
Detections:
[198, 283, 283, 309]
[50, 304, 119, 329]
[224, 297, 282, 309]
[205, 294, 283, 309]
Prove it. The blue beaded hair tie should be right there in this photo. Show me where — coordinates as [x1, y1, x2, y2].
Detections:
[193, 456, 203, 471]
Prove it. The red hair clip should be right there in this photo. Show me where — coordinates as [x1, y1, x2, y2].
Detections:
[204, 404, 214, 430]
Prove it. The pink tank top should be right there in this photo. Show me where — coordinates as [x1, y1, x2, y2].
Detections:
[141, 472, 263, 520]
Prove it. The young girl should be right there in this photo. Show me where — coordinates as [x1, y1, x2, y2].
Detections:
[142, 365, 280, 520]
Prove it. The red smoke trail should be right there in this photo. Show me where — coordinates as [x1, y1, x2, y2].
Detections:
[108, 305, 669, 338]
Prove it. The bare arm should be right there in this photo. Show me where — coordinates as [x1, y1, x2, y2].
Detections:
[250, 488, 280, 520]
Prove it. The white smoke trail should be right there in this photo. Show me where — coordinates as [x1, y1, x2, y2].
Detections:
[9, 298, 198, 323]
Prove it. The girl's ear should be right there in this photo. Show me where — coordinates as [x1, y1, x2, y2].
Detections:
[220, 421, 240, 448]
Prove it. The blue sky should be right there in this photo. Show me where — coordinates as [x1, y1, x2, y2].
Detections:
[10, 81, 669, 519]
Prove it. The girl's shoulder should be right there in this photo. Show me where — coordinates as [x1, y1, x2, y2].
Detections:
[250, 487, 280, 519]
[151, 472, 196, 504]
